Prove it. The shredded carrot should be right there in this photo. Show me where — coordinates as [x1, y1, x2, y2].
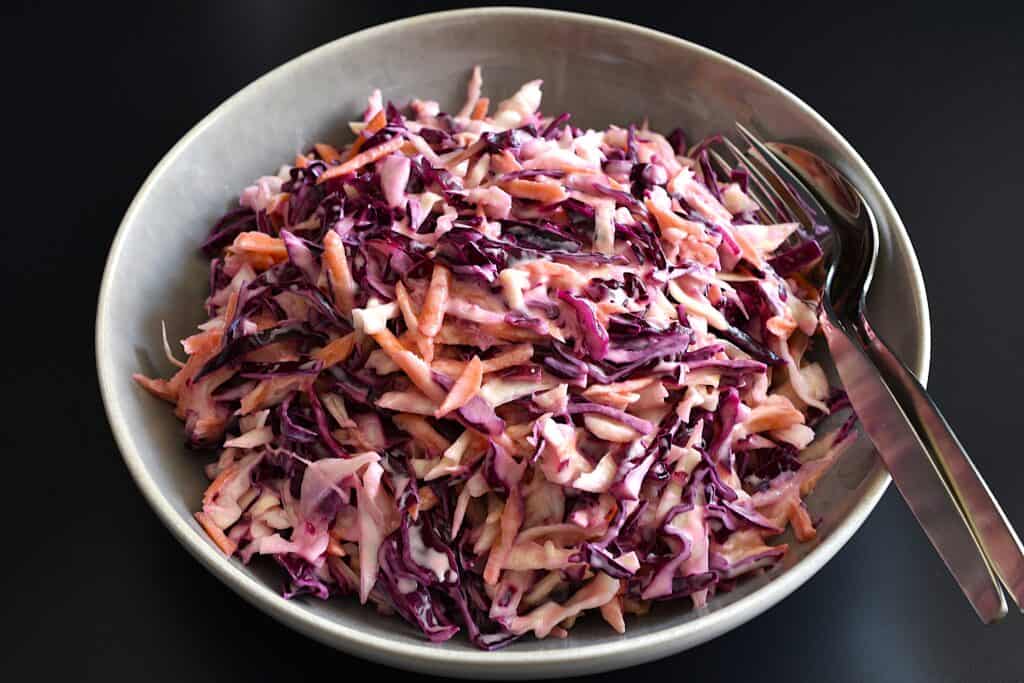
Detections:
[547, 162, 604, 175]
[483, 491, 523, 585]
[327, 538, 347, 557]
[132, 374, 176, 402]
[318, 135, 406, 184]
[370, 327, 446, 402]
[312, 332, 357, 368]
[323, 230, 356, 317]
[239, 375, 311, 415]
[744, 396, 804, 433]
[392, 413, 452, 454]
[194, 511, 238, 556]
[230, 231, 288, 262]
[419, 265, 450, 337]
[203, 463, 240, 505]
[418, 486, 440, 511]
[470, 97, 490, 121]
[428, 359, 469, 377]
[339, 110, 387, 163]
[239, 381, 269, 416]
[417, 264, 450, 363]
[489, 150, 523, 174]
[375, 389, 439, 415]
[394, 281, 420, 335]
[432, 343, 534, 377]
[444, 139, 487, 169]
[586, 392, 635, 411]
[502, 179, 569, 204]
[183, 331, 225, 358]
[294, 153, 311, 169]
[314, 143, 342, 163]
[479, 343, 534, 373]
[436, 356, 483, 418]
[731, 229, 764, 269]
[411, 486, 440, 519]
[231, 232, 287, 256]
[644, 198, 689, 231]
[788, 499, 816, 541]
[418, 338, 435, 365]
[222, 288, 240, 327]
[397, 329, 420, 354]
[365, 108, 387, 131]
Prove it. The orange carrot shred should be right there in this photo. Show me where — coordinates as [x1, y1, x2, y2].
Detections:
[436, 356, 483, 418]
[294, 154, 311, 168]
[340, 110, 387, 162]
[418, 336, 435, 365]
[231, 232, 288, 259]
[419, 264, 450, 338]
[314, 143, 342, 163]
[132, 374, 177, 402]
[228, 232, 288, 270]
[644, 198, 699, 236]
[470, 97, 490, 120]
[398, 329, 420, 353]
[392, 413, 451, 454]
[222, 288, 240, 327]
[370, 328, 446, 403]
[367, 109, 387, 130]
[480, 343, 532, 373]
[323, 230, 356, 316]
[394, 280, 420, 335]
[431, 343, 533, 378]
[318, 136, 405, 184]
[194, 511, 238, 556]
[312, 332, 357, 368]
[443, 139, 487, 169]
[417, 486, 440, 513]
[483, 490, 523, 585]
[203, 463, 240, 505]
[790, 499, 816, 541]
[489, 150, 522, 174]
[502, 178, 569, 204]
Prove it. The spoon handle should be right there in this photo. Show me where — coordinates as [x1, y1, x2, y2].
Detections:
[821, 313, 1007, 622]
[859, 314, 1024, 609]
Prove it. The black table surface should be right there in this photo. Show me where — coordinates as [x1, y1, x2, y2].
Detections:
[7, 1, 1024, 680]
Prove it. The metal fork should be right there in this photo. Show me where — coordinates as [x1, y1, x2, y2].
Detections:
[712, 124, 1024, 622]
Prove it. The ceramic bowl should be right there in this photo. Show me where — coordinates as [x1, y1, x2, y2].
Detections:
[96, 8, 930, 679]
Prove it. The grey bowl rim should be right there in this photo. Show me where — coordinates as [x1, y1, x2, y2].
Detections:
[96, 6, 931, 674]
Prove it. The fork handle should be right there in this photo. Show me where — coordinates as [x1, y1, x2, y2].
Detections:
[821, 313, 1007, 622]
[858, 314, 1024, 609]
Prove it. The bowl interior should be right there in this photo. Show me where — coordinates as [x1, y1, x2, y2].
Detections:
[97, 8, 929, 679]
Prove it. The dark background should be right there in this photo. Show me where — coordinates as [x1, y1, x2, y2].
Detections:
[6, 1, 1023, 680]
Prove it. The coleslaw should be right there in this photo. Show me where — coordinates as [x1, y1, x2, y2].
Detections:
[135, 67, 853, 648]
